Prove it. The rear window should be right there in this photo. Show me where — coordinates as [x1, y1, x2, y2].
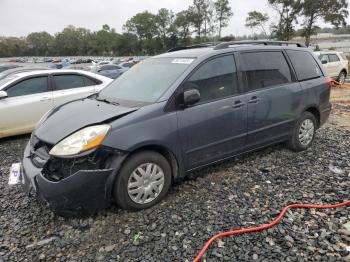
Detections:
[286, 50, 322, 81]
[240, 51, 292, 91]
[329, 54, 340, 62]
[83, 76, 99, 86]
[53, 74, 85, 90]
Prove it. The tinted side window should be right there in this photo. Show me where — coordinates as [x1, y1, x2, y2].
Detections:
[53, 74, 85, 90]
[82, 76, 98, 86]
[6, 76, 48, 97]
[319, 54, 330, 63]
[184, 55, 238, 104]
[329, 54, 340, 62]
[241, 51, 292, 91]
[286, 50, 322, 81]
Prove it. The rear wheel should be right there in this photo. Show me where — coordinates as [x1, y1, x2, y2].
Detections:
[338, 71, 346, 85]
[287, 112, 317, 151]
[113, 151, 171, 210]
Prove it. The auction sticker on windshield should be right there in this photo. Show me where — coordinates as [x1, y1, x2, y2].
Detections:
[171, 58, 194, 64]
[8, 163, 22, 186]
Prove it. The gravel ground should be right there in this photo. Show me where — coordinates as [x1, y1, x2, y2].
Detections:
[1, 126, 350, 262]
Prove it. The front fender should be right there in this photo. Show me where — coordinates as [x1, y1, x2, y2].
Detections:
[102, 109, 186, 181]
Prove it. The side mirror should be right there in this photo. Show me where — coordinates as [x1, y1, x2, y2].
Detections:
[0, 90, 8, 100]
[183, 89, 200, 107]
[321, 60, 328, 64]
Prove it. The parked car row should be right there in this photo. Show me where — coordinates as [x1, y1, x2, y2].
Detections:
[91, 64, 129, 79]
[3, 56, 147, 80]
[90, 60, 139, 79]
[5, 56, 146, 65]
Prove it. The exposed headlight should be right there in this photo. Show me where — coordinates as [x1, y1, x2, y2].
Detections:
[49, 125, 111, 157]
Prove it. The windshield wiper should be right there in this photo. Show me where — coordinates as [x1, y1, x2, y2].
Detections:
[95, 97, 120, 106]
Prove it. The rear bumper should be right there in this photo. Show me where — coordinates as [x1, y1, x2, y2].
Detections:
[21, 142, 115, 216]
[319, 103, 332, 127]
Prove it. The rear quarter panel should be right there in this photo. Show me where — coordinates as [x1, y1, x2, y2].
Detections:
[286, 49, 330, 126]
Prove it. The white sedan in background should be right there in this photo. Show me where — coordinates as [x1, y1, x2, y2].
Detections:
[0, 69, 112, 138]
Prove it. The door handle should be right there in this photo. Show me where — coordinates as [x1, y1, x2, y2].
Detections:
[40, 96, 51, 101]
[232, 100, 245, 109]
[248, 96, 260, 104]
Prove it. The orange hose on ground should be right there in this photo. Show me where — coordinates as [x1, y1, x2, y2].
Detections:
[193, 200, 350, 262]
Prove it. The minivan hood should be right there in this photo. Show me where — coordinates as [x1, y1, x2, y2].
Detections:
[35, 98, 138, 144]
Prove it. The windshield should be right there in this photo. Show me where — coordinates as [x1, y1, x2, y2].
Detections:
[97, 57, 193, 104]
[0, 75, 17, 86]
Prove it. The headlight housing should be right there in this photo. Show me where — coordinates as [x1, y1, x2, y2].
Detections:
[49, 124, 111, 157]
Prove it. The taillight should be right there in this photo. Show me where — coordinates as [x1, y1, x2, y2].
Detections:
[325, 76, 333, 89]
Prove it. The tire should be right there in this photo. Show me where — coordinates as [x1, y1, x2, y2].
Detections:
[113, 150, 172, 210]
[338, 71, 347, 85]
[287, 112, 317, 152]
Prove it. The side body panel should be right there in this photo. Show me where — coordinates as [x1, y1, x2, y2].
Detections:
[177, 95, 247, 170]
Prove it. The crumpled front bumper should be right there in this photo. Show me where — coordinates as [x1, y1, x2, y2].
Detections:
[21, 142, 116, 216]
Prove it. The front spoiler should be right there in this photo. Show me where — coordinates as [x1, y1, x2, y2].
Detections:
[22, 143, 115, 217]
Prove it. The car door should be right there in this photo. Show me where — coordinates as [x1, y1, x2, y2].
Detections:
[319, 54, 332, 76]
[0, 75, 53, 137]
[51, 73, 97, 107]
[239, 50, 301, 149]
[328, 54, 342, 77]
[176, 55, 247, 170]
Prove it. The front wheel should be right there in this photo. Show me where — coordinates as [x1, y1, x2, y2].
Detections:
[113, 151, 172, 210]
[287, 112, 317, 151]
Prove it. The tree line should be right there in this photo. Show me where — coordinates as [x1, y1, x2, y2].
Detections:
[246, 0, 348, 46]
[0, 0, 348, 57]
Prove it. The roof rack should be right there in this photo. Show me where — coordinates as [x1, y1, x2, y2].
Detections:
[167, 40, 306, 53]
[167, 42, 216, 52]
[214, 40, 306, 50]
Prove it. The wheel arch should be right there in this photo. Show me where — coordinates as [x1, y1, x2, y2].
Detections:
[127, 144, 181, 182]
[105, 144, 182, 202]
[304, 107, 320, 128]
[340, 68, 348, 76]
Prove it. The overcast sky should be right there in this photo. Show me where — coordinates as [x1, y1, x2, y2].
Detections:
[0, 0, 348, 38]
